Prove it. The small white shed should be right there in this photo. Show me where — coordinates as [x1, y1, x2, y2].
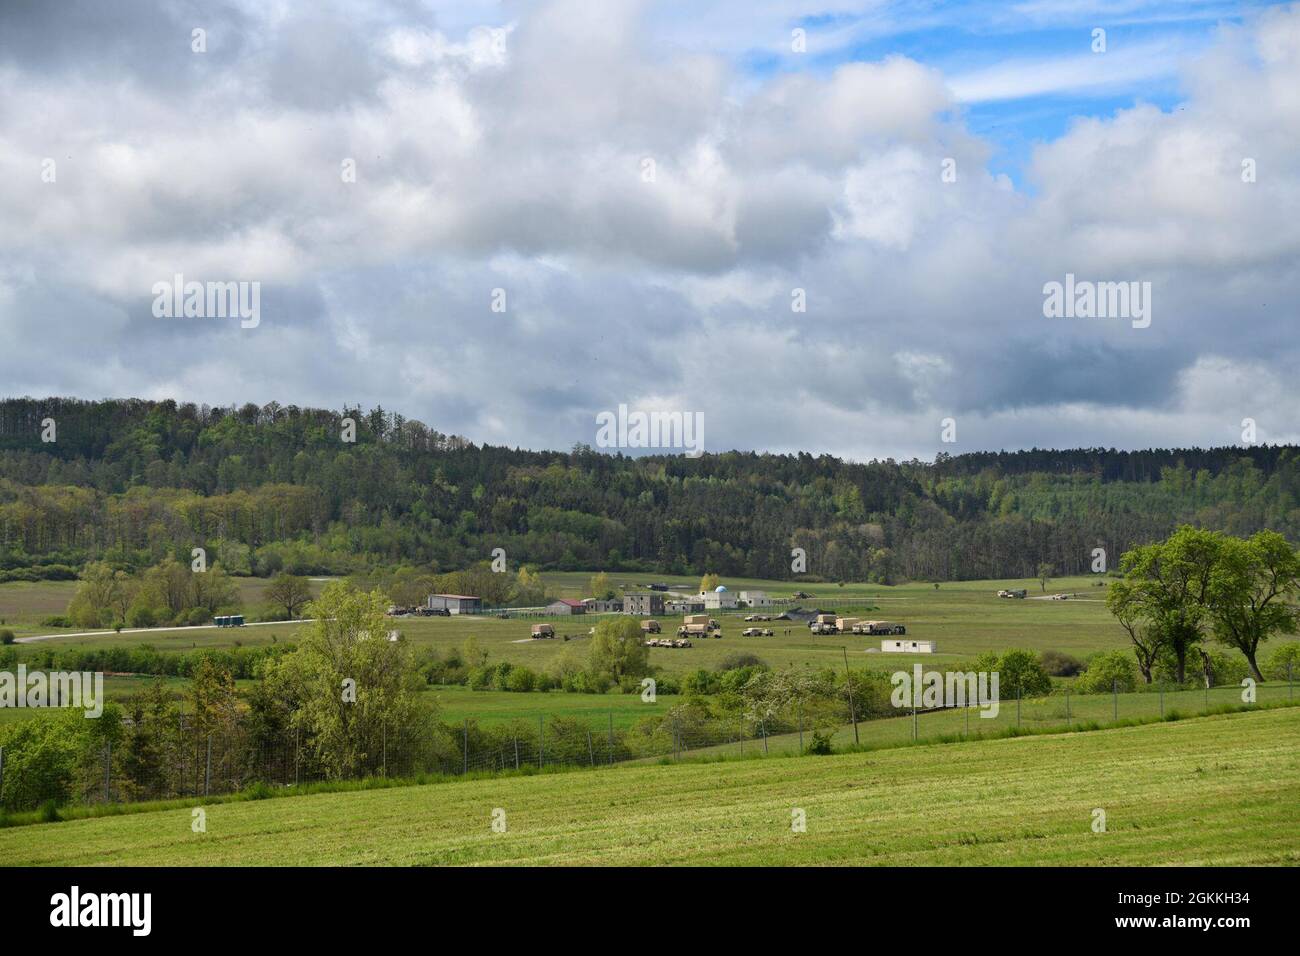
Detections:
[881, 639, 935, 653]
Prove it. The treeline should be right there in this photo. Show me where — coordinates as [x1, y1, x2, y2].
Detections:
[2, 397, 1299, 582]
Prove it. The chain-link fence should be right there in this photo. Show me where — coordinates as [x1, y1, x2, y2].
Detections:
[0, 676, 1294, 813]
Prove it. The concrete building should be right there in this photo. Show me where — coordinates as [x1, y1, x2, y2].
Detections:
[701, 589, 737, 610]
[738, 590, 771, 607]
[545, 599, 587, 616]
[426, 594, 482, 615]
[582, 598, 623, 613]
[666, 598, 705, 614]
[881, 639, 935, 653]
[624, 593, 665, 616]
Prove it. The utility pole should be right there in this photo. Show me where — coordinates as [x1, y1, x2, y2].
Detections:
[841, 646, 860, 745]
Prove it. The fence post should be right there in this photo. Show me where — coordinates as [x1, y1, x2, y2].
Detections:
[1065, 691, 1071, 723]
[965, 705, 970, 737]
[204, 736, 211, 797]
[0, 746, 5, 807]
[912, 702, 917, 741]
[295, 727, 300, 786]
[382, 725, 387, 778]
[587, 729, 595, 766]
[1112, 679, 1118, 722]
[761, 721, 768, 755]
[607, 712, 614, 765]
[538, 715, 544, 768]
[798, 705, 804, 754]
[462, 720, 469, 775]
[514, 735, 520, 771]
[1016, 687, 1021, 729]
[1159, 683, 1164, 718]
[104, 742, 112, 803]
[1290, 663, 1294, 700]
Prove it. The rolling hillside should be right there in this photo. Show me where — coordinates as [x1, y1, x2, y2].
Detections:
[4, 709, 1296, 866]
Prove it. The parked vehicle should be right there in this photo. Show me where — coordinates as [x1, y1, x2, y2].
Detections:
[530, 623, 555, 639]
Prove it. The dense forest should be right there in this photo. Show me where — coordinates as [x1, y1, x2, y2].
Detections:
[1, 397, 1298, 584]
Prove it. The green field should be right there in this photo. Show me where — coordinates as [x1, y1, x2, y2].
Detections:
[4, 573, 1139, 673]
[425, 684, 677, 728]
[4, 708, 1296, 865]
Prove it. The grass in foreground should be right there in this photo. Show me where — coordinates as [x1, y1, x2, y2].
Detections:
[3, 708, 1296, 866]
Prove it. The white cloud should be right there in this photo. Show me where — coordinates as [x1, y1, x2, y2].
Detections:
[0, 0, 1298, 460]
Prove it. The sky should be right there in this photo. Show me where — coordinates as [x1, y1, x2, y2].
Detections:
[1, 0, 1297, 461]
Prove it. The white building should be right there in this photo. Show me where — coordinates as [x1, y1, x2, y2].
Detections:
[701, 589, 738, 610]
[881, 639, 935, 654]
[738, 590, 771, 607]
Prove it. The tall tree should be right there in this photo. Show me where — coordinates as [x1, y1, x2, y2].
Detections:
[266, 572, 312, 618]
[1110, 526, 1224, 683]
[1207, 531, 1300, 681]
[1105, 578, 1164, 683]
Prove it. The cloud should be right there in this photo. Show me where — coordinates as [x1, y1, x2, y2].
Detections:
[0, 0, 1297, 461]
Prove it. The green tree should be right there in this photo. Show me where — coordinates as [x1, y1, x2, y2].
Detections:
[274, 582, 428, 779]
[993, 648, 1052, 698]
[587, 617, 650, 683]
[1076, 649, 1140, 694]
[266, 572, 312, 618]
[589, 571, 615, 600]
[66, 561, 121, 628]
[1106, 578, 1164, 683]
[1037, 562, 1054, 593]
[1109, 526, 1223, 683]
[1206, 531, 1300, 681]
[514, 566, 546, 605]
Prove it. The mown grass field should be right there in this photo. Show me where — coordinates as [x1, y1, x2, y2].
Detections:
[3, 708, 1296, 865]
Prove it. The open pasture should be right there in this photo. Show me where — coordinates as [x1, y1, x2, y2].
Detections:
[3, 573, 1133, 674]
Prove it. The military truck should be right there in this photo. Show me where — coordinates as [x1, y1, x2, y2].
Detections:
[530, 623, 556, 639]
[641, 619, 661, 634]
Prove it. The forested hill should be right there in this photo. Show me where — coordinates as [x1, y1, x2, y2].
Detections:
[1, 397, 1298, 583]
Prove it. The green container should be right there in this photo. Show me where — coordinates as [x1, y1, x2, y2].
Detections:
[214, 615, 229, 628]
[232, 615, 245, 627]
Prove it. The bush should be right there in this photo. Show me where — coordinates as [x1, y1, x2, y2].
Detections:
[992, 648, 1052, 698]
[126, 604, 158, 629]
[681, 668, 721, 696]
[39, 616, 73, 628]
[717, 652, 765, 671]
[505, 666, 537, 693]
[1076, 649, 1140, 694]
[806, 729, 834, 755]
[186, 607, 211, 627]
[1039, 650, 1084, 677]
[0, 629, 14, 645]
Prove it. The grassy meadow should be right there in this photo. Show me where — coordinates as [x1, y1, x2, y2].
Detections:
[4, 572, 1133, 671]
[3, 708, 1295, 866]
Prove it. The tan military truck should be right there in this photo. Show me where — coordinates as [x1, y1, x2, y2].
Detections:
[641, 619, 661, 634]
[530, 623, 555, 639]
